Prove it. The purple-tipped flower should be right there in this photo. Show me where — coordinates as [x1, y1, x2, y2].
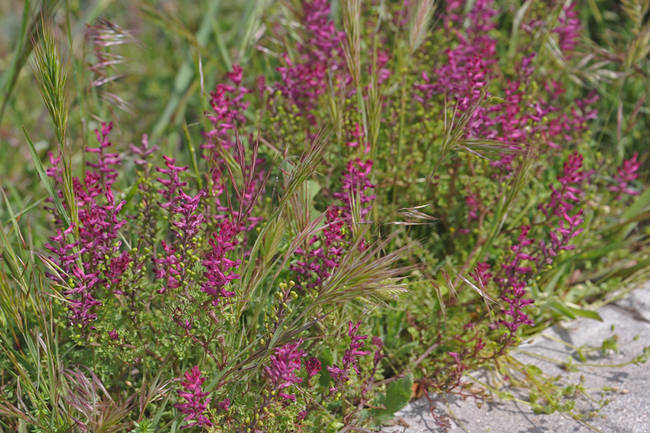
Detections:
[46, 122, 129, 327]
[415, 0, 497, 137]
[539, 152, 589, 260]
[86, 122, 121, 189]
[417, 2, 591, 174]
[176, 366, 212, 429]
[108, 251, 131, 286]
[371, 336, 385, 364]
[327, 321, 370, 386]
[305, 357, 322, 377]
[218, 398, 230, 411]
[275, 0, 346, 118]
[154, 241, 182, 294]
[610, 153, 640, 199]
[292, 158, 375, 289]
[554, 2, 581, 53]
[541, 152, 587, 218]
[292, 207, 346, 289]
[204, 64, 250, 153]
[495, 153, 590, 333]
[265, 340, 305, 401]
[156, 156, 189, 210]
[45, 225, 79, 275]
[129, 134, 158, 165]
[46, 151, 63, 186]
[66, 265, 102, 326]
[471, 262, 492, 288]
[155, 156, 208, 244]
[171, 190, 205, 241]
[465, 193, 481, 221]
[334, 158, 376, 221]
[343, 321, 370, 373]
[498, 279, 535, 333]
[201, 220, 241, 304]
[494, 225, 535, 334]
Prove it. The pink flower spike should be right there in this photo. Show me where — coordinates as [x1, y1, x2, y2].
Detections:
[265, 339, 305, 402]
[610, 153, 640, 199]
[175, 366, 212, 429]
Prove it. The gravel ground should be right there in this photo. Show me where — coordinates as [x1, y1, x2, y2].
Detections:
[383, 284, 650, 433]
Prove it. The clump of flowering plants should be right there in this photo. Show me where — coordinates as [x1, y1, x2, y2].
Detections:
[0, 0, 648, 432]
[257, 0, 649, 423]
[12, 48, 408, 430]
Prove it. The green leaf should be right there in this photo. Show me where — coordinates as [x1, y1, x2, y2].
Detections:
[318, 347, 334, 387]
[130, 420, 156, 433]
[546, 299, 602, 322]
[327, 421, 344, 433]
[616, 186, 650, 240]
[563, 303, 603, 321]
[306, 180, 321, 202]
[525, 364, 543, 376]
[546, 299, 576, 320]
[600, 335, 619, 354]
[371, 374, 413, 423]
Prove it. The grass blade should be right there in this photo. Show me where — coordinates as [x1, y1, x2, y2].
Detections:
[23, 129, 71, 228]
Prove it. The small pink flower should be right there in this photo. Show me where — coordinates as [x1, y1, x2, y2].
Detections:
[218, 398, 230, 411]
[265, 340, 305, 402]
[554, 2, 581, 53]
[305, 357, 321, 377]
[610, 152, 640, 199]
[328, 321, 373, 388]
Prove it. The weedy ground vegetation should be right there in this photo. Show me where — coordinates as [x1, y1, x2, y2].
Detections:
[0, 0, 649, 432]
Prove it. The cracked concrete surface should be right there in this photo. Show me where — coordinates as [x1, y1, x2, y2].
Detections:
[383, 284, 650, 433]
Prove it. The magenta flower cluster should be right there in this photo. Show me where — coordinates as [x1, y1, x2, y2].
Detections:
[415, 0, 597, 175]
[273, 0, 383, 292]
[610, 152, 640, 199]
[46, 122, 130, 326]
[470, 261, 492, 290]
[491, 152, 591, 333]
[275, 0, 346, 117]
[175, 366, 212, 429]
[154, 240, 182, 294]
[152, 156, 209, 295]
[494, 225, 536, 333]
[204, 64, 250, 152]
[285, 1, 378, 288]
[37, 3, 644, 430]
[200, 220, 241, 304]
[264, 339, 306, 401]
[43, 63, 266, 333]
[539, 152, 590, 260]
[415, 0, 496, 138]
[292, 159, 375, 289]
[333, 158, 377, 221]
[152, 66, 262, 304]
[204, 64, 265, 229]
[554, 2, 582, 53]
[326, 321, 376, 388]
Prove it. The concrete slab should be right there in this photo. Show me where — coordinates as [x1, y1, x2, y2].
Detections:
[383, 284, 650, 433]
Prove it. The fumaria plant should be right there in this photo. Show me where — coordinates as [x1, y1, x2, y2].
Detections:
[0, 0, 648, 432]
